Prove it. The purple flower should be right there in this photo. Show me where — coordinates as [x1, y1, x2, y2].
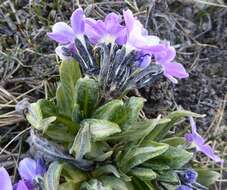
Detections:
[123, 9, 160, 53]
[47, 8, 85, 44]
[182, 169, 197, 184]
[176, 185, 193, 190]
[18, 158, 46, 182]
[47, 8, 85, 59]
[122, 10, 188, 83]
[185, 117, 223, 163]
[154, 43, 189, 83]
[0, 167, 13, 190]
[85, 12, 127, 45]
[0, 158, 46, 190]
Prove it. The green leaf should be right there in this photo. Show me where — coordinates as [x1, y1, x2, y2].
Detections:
[62, 163, 87, 184]
[132, 178, 155, 190]
[148, 110, 204, 140]
[83, 119, 121, 141]
[121, 97, 145, 129]
[85, 142, 113, 162]
[131, 167, 157, 180]
[81, 179, 108, 190]
[75, 77, 99, 118]
[44, 161, 63, 190]
[45, 125, 74, 143]
[196, 168, 221, 186]
[119, 141, 169, 172]
[93, 100, 124, 121]
[70, 123, 92, 159]
[100, 176, 130, 190]
[72, 103, 81, 123]
[57, 59, 81, 117]
[107, 118, 170, 142]
[58, 182, 78, 190]
[38, 99, 58, 117]
[92, 164, 121, 178]
[26, 102, 56, 131]
[161, 137, 186, 146]
[142, 160, 170, 171]
[157, 170, 179, 183]
[158, 182, 178, 190]
[39, 99, 80, 134]
[154, 146, 193, 169]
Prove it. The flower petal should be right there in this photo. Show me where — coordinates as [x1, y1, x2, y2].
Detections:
[35, 159, 46, 176]
[155, 44, 176, 63]
[105, 13, 122, 34]
[164, 72, 178, 84]
[0, 167, 13, 190]
[123, 9, 135, 32]
[197, 143, 223, 163]
[162, 62, 189, 79]
[71, 8, 85, 34]
[18, 158, 37, 181]
[188, 117, 223, 163]
[47, 22, 74, 43]
[15, 180, 29, 190]
[85, 18, 105, 44]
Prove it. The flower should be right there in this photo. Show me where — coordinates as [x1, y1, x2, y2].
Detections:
[122, 10, 188, 83]
[0, 167, 13, 190]
[185, 117, 223, 163]
[176, 185, 193, 190]
[47, 8, 85, 59]
[85, 12, 127, 45]
[123, 9, 160, 53]
[47, 8, 85, 44]
[0, 158, 46, 190]
[154, 42, 189, 83]
[181, 169, 197, 184]
[18, 158, 46, 182]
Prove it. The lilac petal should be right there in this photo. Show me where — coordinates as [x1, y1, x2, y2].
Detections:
[18, 158, 37, 181]
[155, 44, 176, 63]
[115, 28, 127, 45]
[189, 116, 205, 145]
[123, 9, 135, 32]
[162, 62, 189, 79]
[47, 22, 74, 44]
[70, 8, 85, 34]
[197, 143, 223, 163]
[164, 72, 178, 84]
[85, 18, 105, 43]
[188, 117, 223, 163]
[105, 13, 123, 35]
[35, 159, 46, 176]
[15, 180, 29, 190]
[0, 167, 13, 190]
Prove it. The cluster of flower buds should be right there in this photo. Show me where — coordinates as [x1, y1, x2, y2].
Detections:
[0, 158, 46, 190]
[47, 8, 189, 94]
[177, 169, 208, 190]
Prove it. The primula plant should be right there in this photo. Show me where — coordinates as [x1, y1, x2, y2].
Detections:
[0, 8, 223, 190]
